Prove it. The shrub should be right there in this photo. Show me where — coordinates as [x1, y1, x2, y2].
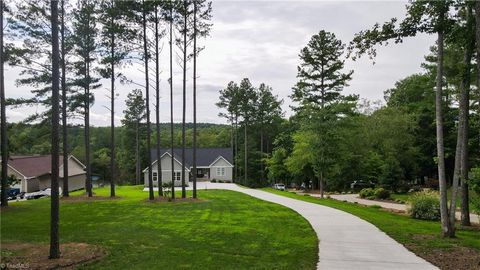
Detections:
[408, 191, 441, 221]
[210, 179, 217, 183]
[359, 188, 374, 199]
[374, 188, 390, 200]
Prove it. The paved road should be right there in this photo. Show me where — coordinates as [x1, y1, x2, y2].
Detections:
[147, 183, 438, 269]
[326, 193, 479, 224]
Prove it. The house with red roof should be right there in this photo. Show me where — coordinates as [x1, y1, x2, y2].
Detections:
[5, 155, 86, 193]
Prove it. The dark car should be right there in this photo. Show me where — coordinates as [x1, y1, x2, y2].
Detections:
[3, 188, 22, 200]
[350, 180, 374, 191]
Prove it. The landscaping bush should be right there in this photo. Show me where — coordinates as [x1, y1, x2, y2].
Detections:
[408, 191, 440, 221]
[374, 188, 390, 200]
[359, 188, 374, 199]
[210, 179, 217, 183]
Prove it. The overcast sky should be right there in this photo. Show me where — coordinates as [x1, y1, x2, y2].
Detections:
[5, 0, 435, 126]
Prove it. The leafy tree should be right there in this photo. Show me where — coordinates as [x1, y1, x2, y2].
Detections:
[255, 83, 283, 183]
[217, 81, 241, 182]
[349, 0, 457, 237]
[122, 89, 146, 185]
[191, 0, 212, 198]
[71, 0, 101, 197]
[237, 78, 257, 184]
[291, 30, 353, 197]
[97, 0, 135, 197]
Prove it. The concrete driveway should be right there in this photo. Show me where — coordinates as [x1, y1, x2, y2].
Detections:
[147, 183, 438, 269]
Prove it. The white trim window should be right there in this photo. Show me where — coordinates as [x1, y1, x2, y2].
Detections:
[216, 167, 226, 177]
[174, 171, 181, 181]
[153, 172, 158, 181]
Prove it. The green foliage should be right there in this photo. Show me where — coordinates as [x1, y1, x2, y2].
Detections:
[408, 191, 441, 221]
[373, 188, 390, 200]
[359, 188, 375, 199]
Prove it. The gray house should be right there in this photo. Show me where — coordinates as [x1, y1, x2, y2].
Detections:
[5, 155, 86, 193]
[143, 148, 234, 187]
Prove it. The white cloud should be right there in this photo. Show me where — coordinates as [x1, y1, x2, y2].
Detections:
[5, 0, 435, 126]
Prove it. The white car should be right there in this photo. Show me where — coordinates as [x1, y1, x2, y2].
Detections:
[274, 183, 286, 191]
[24, 187, 62, 200]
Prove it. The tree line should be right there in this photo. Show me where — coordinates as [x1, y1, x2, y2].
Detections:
[0, 0, 212, 259]
[216, 1, 480, 240]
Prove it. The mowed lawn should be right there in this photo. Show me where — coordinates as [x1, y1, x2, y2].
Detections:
[263, 188, 480, 252]
[1, 186, 318, 270]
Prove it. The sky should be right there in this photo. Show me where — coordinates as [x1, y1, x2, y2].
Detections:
[5, 0, 435, 126]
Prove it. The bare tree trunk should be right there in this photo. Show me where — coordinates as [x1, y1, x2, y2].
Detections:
[435, 19, 453, 237]
[143, 0, 154, 201]
[109, 3, 115, 198]
[49, 0, 60, 258]
[136, 121, 140, 185]
[244, 123, 247, 186]
[0, 0, 9, 207]
[477, 1, 480, 159]
[192, 0, 198, 199]
[460, 4, 474, 226]
[169, 2, 175, 200]
[61, 0, 69, 197]
[181, 0, 187, 198]
[155, 5, 162, 197]
[260, 126, 264, 183]
[320, 171, 324, 198]
[85, 43, 92, 197]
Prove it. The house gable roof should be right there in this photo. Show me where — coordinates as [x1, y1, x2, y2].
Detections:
[7, 155, 85, 179]
[142, 152, 191, 173]
[149, 147, 233, 168]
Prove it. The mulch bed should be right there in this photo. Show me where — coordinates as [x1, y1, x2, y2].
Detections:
[406, 233, 480, 270]
[1, 242, 106, 270]
[407, 244, 480, 270]
[145, 197, 207, 203]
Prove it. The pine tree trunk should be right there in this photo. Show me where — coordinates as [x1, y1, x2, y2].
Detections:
[136, 121, 140, 185]
[320, 171, 324, 198]
[155, 5, 162, 197]
[244, 123, 248, 186]
[143, 0, 154, 201]
[435, 17, 453, 237]
[459, 5, 474, 226]
[477, 1, 480, 158]
[169, 2, 175, 200]
[192, 0, 198, 199]
[85, 48, 92, 197]
[110, 11, 116, 198]
[235, 117, 238, 183]
[0, 0, 9, 207]
[49, 0, 60, 258]
[61, 0, 69, 197]
[181, 0, 187, 199]
[260, 125, 264, 183]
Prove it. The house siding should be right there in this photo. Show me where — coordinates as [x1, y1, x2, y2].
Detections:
[144, 154, 189, 187]
[210, 158, 233, 182]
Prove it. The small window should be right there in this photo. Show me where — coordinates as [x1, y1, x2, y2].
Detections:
[216, 167, 225, 176]
[174, 172, 181, 181]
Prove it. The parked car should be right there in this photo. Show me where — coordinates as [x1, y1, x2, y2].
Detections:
[274, 183, 286, 191]
[24, 187, 62, 200]
[350, 180, 374, 191]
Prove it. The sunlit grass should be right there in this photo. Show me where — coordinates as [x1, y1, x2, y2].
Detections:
[2, 186, 317, 270]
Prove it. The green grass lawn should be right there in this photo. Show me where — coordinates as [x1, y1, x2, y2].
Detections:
[1, 186, 317, 270]
[262, 188, 480, 252]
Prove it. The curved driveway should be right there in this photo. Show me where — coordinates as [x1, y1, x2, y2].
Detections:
[148, 183, 438, 270]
